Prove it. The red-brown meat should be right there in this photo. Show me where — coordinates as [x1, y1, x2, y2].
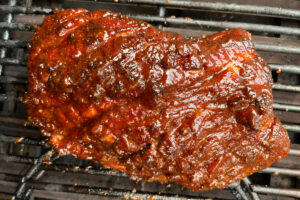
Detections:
[24, 9, 290, 191]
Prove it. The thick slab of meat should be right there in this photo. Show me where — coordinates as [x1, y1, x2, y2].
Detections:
[24, 9, 290, 191]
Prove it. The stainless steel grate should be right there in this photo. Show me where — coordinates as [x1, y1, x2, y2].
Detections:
[0, 0, 300, 199]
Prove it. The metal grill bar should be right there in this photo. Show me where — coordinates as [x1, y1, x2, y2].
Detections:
[273, 103, 300, 112]
[128, 0, 300, 20]
[284, 124, 300, 133]
[157, 5, 166, 29]
[242, 178, 260, 200]
[262, 167, 300, 177]
[13, 148, 55, 200]
[252, 186, 300, 198]
[255, 43, 300, 54]
[289, 149, 300, 156]
[0, 5, 53, 15]
[0, 58, 27, 65]
[0, 22, 33, 31]
[229, 183, 249, 200]
[272, 83, 300, 92]
[29, 184, 206, 200]
[269, 64, 300, 74]
[134, 15, 300, 36]
[0, 40, 28, 48]
[46, 166, 128, 177]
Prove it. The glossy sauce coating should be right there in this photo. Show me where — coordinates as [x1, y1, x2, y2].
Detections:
[24, 9, 290, 191]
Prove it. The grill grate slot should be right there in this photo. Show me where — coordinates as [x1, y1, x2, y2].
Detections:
[0, 0, 300, 200]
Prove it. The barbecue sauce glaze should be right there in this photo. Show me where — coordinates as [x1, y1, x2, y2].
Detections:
[24, 9, 290, 191]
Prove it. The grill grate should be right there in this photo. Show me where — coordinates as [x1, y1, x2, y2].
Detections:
[0, 0, 300, 199]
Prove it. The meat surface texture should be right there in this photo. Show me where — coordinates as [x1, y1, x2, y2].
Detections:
[24, 9, 290, 191]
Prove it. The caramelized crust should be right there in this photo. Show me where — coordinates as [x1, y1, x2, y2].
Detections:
[24, 9, 290, 191]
